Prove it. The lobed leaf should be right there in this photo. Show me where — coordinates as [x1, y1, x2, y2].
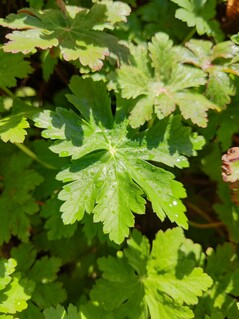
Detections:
[0, 258, 34, 316]
[116, 33, 217, 128]
[0, 1, 130, 70]
[34, 76, 203, 243]
[91, 228, 213, 319]
[182, 39, 239, 107]
[170, 0, 223, 40]
[0, 50, 33, 89]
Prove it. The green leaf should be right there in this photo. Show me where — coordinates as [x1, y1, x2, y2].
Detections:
[41, 197, 77, 240]
[11, 244, 66, 310]
[137, 0, 189, 42]
[170, 0, 223, 40]
[91, 228, 212, 319]
[0, 259, 16, 291]
[43, 304, 79, 319]
[80, 302, 116, 319]
[0, 152, 43, 244]
[34, 76, 203, 243]
[0, 257, 35, 315]
[116, 33, 217, 127]
[0, 1, 130, 70]
[195, 243, 239, 318]
[0, 50, 33, 89]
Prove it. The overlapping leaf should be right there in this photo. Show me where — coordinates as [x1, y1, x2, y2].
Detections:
[90, 228, 212, 319]
[33, 76, 204, 243]
[179, 39, 239, 107]
[0, 1, 130, 70]
[170, 0, 223, 40]
[0, 152, 43, 244]
[116, 32, 218, 128]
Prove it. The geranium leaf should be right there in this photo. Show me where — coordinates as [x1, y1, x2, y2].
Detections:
[116, 33, 217, 128]
[0, 1, 130, 70]
[91, 228, 212, 319]
[34, 76, 203, 244]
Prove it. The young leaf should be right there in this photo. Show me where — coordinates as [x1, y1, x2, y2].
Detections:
[0, 1, 130, 70]
[34, 76, 203, 244]
[116, 32, 217, 128]
[180, 39, 239, 107]
[91, 228, 213, 319]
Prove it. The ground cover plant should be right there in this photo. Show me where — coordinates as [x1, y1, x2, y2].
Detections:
[1, 0, 239, 318]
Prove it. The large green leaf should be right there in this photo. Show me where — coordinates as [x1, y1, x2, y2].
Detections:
[34, 76, 203, 244]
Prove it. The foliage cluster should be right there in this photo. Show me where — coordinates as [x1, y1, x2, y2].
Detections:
[1, 0, 239, 318]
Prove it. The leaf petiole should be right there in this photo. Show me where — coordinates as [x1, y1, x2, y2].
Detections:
[15, 143, 57, 170]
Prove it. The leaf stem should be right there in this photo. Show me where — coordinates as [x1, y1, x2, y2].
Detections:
[189, 221, 224, 229]
[181, 27, 196, 45]
[185, 201, 212, 222]
[15, 143, 57, 170]
[0, 86, 15, 99]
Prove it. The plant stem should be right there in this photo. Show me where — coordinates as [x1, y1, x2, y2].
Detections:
[0, 86, 15, 99]
[189, 221, 224, 229]
[15, 143, 57, 170]
[181, 27, 196, 45]
[185, 201, 212, 222]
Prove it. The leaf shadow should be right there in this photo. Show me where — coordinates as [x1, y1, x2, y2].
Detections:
[50, 108, 84, 147]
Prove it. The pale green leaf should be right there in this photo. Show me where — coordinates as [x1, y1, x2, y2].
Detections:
[183, 39, 239, 107]
[0, 274, 34, 314]
[116, 33, 215, 127]
[0, 114, 29, 143]
[0, 259, 16, 291]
